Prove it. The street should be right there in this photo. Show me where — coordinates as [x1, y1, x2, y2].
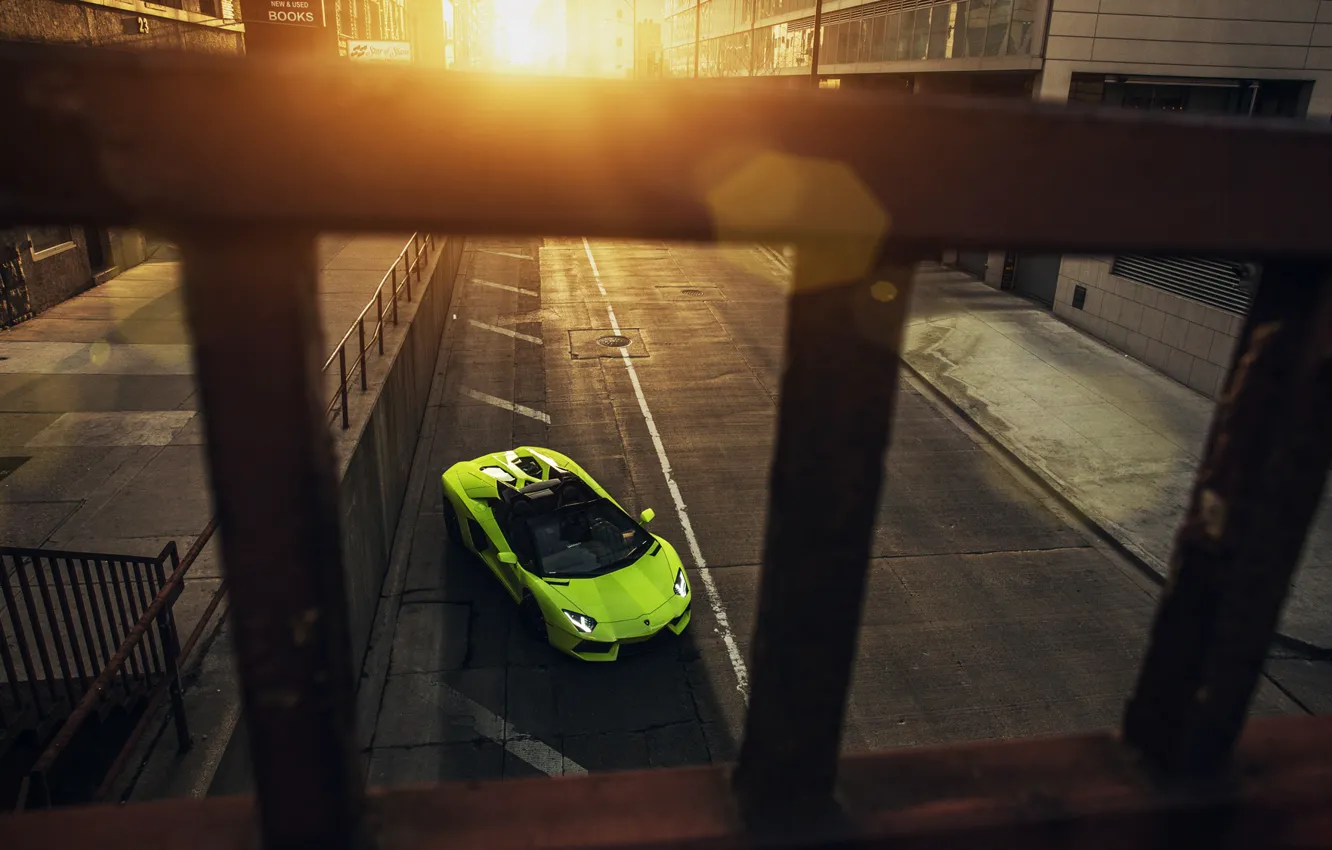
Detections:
[364, 237, 1303, 784]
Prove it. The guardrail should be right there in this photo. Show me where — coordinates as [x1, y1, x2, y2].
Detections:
[322, 233, 435, 430]
[6, 542, 193, 811]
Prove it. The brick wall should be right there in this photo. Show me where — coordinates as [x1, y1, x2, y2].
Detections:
[1052, 256, 1244, 399]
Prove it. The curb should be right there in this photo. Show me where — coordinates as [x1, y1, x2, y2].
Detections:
[761, 248, 1332, 662]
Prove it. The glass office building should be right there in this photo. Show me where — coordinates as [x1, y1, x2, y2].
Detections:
[661, 0, 1038, 78]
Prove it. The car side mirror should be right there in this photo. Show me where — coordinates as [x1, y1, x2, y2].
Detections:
[498, 551, 518, 564]
[639, 508, 655, 524]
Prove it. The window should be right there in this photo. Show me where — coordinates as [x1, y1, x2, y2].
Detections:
[966, 0, 989, 58]
[882, 13, 900, 62]
[1008, 0, 1035, 55]
[911, 7, 931, 60]
[985, 0, 1010, 57]
[927, 4, 951, 60]
[896, 10, 915, 60]
[864, 15, 882, 63]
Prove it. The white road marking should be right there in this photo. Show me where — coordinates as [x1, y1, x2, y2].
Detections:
[462, 387, 551, 424]
[467, 318, 543, 345]
[406, 679, 586, 776]
[472, 278, 539, 296]
[581, 237, 607, 295]
[582, 238, 750, 700]
[479, 249, 533, 260]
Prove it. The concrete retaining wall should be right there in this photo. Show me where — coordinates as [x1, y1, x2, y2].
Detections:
[337, 234, 464, 675]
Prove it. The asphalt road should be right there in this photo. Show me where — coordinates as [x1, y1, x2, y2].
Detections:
[364, 238, 1303, 785]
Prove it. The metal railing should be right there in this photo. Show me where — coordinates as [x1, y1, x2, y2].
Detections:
[1, 544, 187, 809]
[322, 233, 435, 430]
[4, 40, 1332, 850]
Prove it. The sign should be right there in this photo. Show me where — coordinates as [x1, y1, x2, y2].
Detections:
[244, 0, 321, 27]
[348, 40, 412, 63]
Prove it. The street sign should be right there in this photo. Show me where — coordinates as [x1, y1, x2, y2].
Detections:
[244, 0, 322, 27]
[348, 40, 412, 63]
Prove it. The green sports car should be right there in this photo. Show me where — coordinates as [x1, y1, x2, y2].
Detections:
[440, 446, 692, 661]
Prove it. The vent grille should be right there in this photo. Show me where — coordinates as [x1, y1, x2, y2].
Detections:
[1110, 256, 1254, 316]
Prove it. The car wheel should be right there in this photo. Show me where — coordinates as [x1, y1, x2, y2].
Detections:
[442, 497, 463, 545]
[520, 594, 546, 641]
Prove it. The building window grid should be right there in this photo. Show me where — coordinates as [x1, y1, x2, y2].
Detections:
[757, 0, 1023, 72]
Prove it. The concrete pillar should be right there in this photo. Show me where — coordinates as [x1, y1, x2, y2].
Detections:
[984, 250, 1007, 288]
[1032, 60, 1072, 104]
[1305, 74, 1332, 121]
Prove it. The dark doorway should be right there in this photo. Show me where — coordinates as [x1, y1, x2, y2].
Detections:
[1011, 253, 1060, 307]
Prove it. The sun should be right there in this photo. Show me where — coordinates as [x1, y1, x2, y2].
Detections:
[493, 0, 545, 68]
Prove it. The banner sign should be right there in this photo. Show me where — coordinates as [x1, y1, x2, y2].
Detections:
[348, 40, 412, 62]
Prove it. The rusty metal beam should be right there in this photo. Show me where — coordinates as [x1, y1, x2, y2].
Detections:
[5, 717, 1332, 850]
[733, 248, 917, 824]
[4, 42, 1332, 256]
[178, 231, 367, 850]
[1124, 263, 1332, 775]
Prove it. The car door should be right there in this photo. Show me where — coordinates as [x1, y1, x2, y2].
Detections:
[467, 516, 522, 601]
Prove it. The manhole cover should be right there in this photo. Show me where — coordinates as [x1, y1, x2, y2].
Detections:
[680, 288, 704, 296]
[596, 335, 632, 348]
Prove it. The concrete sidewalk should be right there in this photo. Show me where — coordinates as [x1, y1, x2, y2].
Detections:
[904, 264, 1332, 651]
[0, 233, 417, 645]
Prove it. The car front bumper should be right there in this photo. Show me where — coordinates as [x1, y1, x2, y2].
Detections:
[548, 593, 692, 662]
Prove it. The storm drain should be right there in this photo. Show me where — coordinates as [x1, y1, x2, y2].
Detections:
[655, 285, 725, 302]
[569, 328, 649, 359]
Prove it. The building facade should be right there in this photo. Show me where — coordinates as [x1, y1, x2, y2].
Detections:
[0, 0, 245, 326]
[659, 0, 1332, 399]
[567, 0, 634, 77]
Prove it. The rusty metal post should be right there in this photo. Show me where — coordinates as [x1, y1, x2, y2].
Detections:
[156, 548, 192, 753]
[391, 267, 400, 324]
[376, 289, 385, 355]
[733, 244, 915, 825]
[338, 347, 349, 429]
[1124, 261, 1332, 776]
[179, 230, 368, 850]
[357, 318, 367, 392]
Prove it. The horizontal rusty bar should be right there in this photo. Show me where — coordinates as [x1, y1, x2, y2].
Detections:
[5, 42, 1332, 257]
[5, 716, 1332, 850]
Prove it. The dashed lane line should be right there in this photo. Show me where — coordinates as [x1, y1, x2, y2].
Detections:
[473, 278, 539, 296]
[581, 237, 608, 295]
[467, 318, 543, 345]
[582, 237, 750, 700]
[462, 387, 551, 424]
[404, 678, 587, 776]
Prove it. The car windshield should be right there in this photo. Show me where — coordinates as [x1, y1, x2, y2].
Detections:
[519, 498, 653, 578]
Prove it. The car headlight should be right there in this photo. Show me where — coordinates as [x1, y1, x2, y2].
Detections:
[562, 609, 597, 634]
[673, 568, 688, 597]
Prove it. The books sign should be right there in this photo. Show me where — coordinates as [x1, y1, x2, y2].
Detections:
[244, 0, 321, 26]
[348, 40, 412, 63]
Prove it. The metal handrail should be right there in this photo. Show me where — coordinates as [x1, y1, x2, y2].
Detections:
[322, 233, 435, 430]
[14, 523, 219, 811]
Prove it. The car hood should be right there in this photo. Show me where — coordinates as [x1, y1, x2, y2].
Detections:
[545, 543, 679, 623]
